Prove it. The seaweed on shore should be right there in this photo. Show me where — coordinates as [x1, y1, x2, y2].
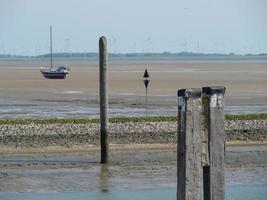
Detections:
[0, 113, 266, 125]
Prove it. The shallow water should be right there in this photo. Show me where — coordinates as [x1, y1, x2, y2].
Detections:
[0, 100, 267, 119]
[1, 185, 267, 200]
[0, 147, 266, 199]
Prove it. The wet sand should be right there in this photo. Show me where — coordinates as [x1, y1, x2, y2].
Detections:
[0, 59, 266, 195]
[0, 144, 266, 192]
[0, 59, 267, 118]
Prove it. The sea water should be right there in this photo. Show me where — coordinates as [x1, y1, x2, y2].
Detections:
[1, 185, 266, 200]
[1, 99, 267, 119]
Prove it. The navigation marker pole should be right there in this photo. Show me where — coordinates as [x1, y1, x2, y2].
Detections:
[143, 69, 150, 116]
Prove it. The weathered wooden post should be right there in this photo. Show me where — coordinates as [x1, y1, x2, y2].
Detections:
[177, 88, 203, 200]
[202, 86, 226, 200]
[177, 86, 226, 200]
[99, 36, 109, 164]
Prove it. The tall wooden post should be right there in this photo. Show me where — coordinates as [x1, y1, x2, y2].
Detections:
[202, 86, 226, 200]
[99, 36, 109, 164]
[177, 88, 202, 200]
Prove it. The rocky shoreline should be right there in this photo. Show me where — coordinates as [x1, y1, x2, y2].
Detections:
[0, 120, 266, 148]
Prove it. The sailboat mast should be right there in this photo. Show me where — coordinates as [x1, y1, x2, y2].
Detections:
[50, 26, 53, 68]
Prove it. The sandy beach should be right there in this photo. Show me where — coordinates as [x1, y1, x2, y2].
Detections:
[0, 59, 267, 118]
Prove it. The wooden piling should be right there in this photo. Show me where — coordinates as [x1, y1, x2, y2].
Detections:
[99, 36, 109, 164]
[177, 86, 226, 200]
[202, 86, 226, 200]
[177, 88, 202, 200]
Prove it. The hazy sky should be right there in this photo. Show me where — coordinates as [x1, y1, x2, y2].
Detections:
[1, 0, 267, 55]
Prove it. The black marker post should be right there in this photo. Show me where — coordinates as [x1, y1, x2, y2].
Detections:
[143, 69, 150, 116]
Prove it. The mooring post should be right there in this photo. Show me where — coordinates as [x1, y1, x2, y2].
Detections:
[202, 86, 226, 200]
[177, 88, 202, 200]
[99, 36, 109, 164]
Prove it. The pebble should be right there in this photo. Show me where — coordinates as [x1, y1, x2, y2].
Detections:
[0, 120, 266, 147]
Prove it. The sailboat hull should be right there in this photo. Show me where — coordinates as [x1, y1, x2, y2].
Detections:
[40, 66, 69, 79]
[40, 71, 67, 79]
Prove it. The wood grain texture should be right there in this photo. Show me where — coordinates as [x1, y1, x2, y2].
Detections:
[177, 89, 202, 200]
[202, 86, 226, 200]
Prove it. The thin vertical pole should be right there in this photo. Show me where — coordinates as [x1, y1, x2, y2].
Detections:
[99, 36, 109, 164]
[50, 26, 53, 69]
[177, 88, 202, 200]
[202, 86, 226, 200]
[145, 87, 148, 116]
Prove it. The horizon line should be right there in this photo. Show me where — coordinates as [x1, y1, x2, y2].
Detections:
[1, 51, 267, 58]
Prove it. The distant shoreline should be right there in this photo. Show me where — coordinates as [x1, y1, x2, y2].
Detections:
[1, 52, 267, 61]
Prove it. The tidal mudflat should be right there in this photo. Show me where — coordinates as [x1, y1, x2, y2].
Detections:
[0, 145, 266, 199]
[0, 58, 266, 199]
[0, 59, 267, 118]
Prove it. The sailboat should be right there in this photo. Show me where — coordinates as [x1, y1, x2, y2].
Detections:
[40, 26, 70, 79]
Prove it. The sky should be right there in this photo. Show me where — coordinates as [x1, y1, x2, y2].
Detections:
[0, 0, 267, 55]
